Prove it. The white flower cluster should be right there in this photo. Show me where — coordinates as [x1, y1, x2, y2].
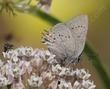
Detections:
[0, 47, 96, 89]
[50, 64, 96, 89]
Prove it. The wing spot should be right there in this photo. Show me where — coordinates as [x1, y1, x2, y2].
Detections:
[59, 34, 61, 37]
[78, 25, 80, 28]
[75, 27, 77, 28]
[80, 25, 82, 27]
[68, 36, 70, 38]
[83, 26, 85, 28]
[71, 26, 74, 29]
[77, 35, 81, 38]
[65, 36, 67, 38]
[61, 35, 63, 37]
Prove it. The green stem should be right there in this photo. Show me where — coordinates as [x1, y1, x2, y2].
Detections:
[84, 43, 110, 89]
[16, 6, 110, 89]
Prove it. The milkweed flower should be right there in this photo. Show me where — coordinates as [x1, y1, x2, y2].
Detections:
[28, 73, 43, 88]
[0, 47, 96, 89]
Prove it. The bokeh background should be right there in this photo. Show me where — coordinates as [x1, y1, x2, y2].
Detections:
[0, 0, 110, 89]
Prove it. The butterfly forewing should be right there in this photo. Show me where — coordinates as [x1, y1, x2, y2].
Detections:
[65, 15, 88, 58]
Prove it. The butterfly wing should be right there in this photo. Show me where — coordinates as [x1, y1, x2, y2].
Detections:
[42, 15, 88, 64]
[65, 15, 88, 58]
[42, 23, 76, 63]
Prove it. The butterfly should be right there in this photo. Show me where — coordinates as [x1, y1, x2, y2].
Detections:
[42, 15, 88, 66]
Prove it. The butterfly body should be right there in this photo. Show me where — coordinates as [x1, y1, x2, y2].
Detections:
[42, 15, 88, 65]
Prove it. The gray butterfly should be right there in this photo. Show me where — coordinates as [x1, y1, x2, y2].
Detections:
[42, 15, 88, 65]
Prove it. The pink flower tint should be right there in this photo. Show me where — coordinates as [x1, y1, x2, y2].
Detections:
[0, 47, 96, 89]
[11, 77, 25, 89]
[48, 80, 58, 89]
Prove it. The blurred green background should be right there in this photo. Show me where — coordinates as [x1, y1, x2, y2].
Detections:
[0, 0, 110, 89]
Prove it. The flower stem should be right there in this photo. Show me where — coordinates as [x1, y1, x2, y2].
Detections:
[84, 43, 110, 89]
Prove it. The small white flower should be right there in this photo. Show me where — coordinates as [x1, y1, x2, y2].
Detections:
[37, 49, 46, 60]
[41, 71, 55, 80]
[11, 57, 20, 64]
[52, 64, 62, 74]
[73, 81, 81, 89]
[52, 64, 71, 76]
[0, 75, 9, 87]
[44, 50, 56, 63]
[24, 47, 34, 56]
[0, 60, 4, 67]
[59, 67, 71, 76]
[0, 60, 6, 75]
[33, 49, 56, 64]
[48, 80, 58, 89]
[72, 69, 96, 89]
[12, 67, 21, 77]
[11, 76, 25, 89]
[74, 69, 91, 79]
[58, 79, 72, 89]
[28, 73, 43, 88]
[5, 60, 26, 78]
[3, 50, 18, 59]
[16, 47, 33, 56]
[31, 57, 43, 67]
[16, 47, 25, 56]
[22, 61, 32, 74]
[82, 80, 96, 89]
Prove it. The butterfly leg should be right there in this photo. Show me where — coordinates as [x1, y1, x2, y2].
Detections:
[77, 52, 83, 62]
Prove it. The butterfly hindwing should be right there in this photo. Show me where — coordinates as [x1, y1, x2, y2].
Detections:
[42, 23, 76, 63]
